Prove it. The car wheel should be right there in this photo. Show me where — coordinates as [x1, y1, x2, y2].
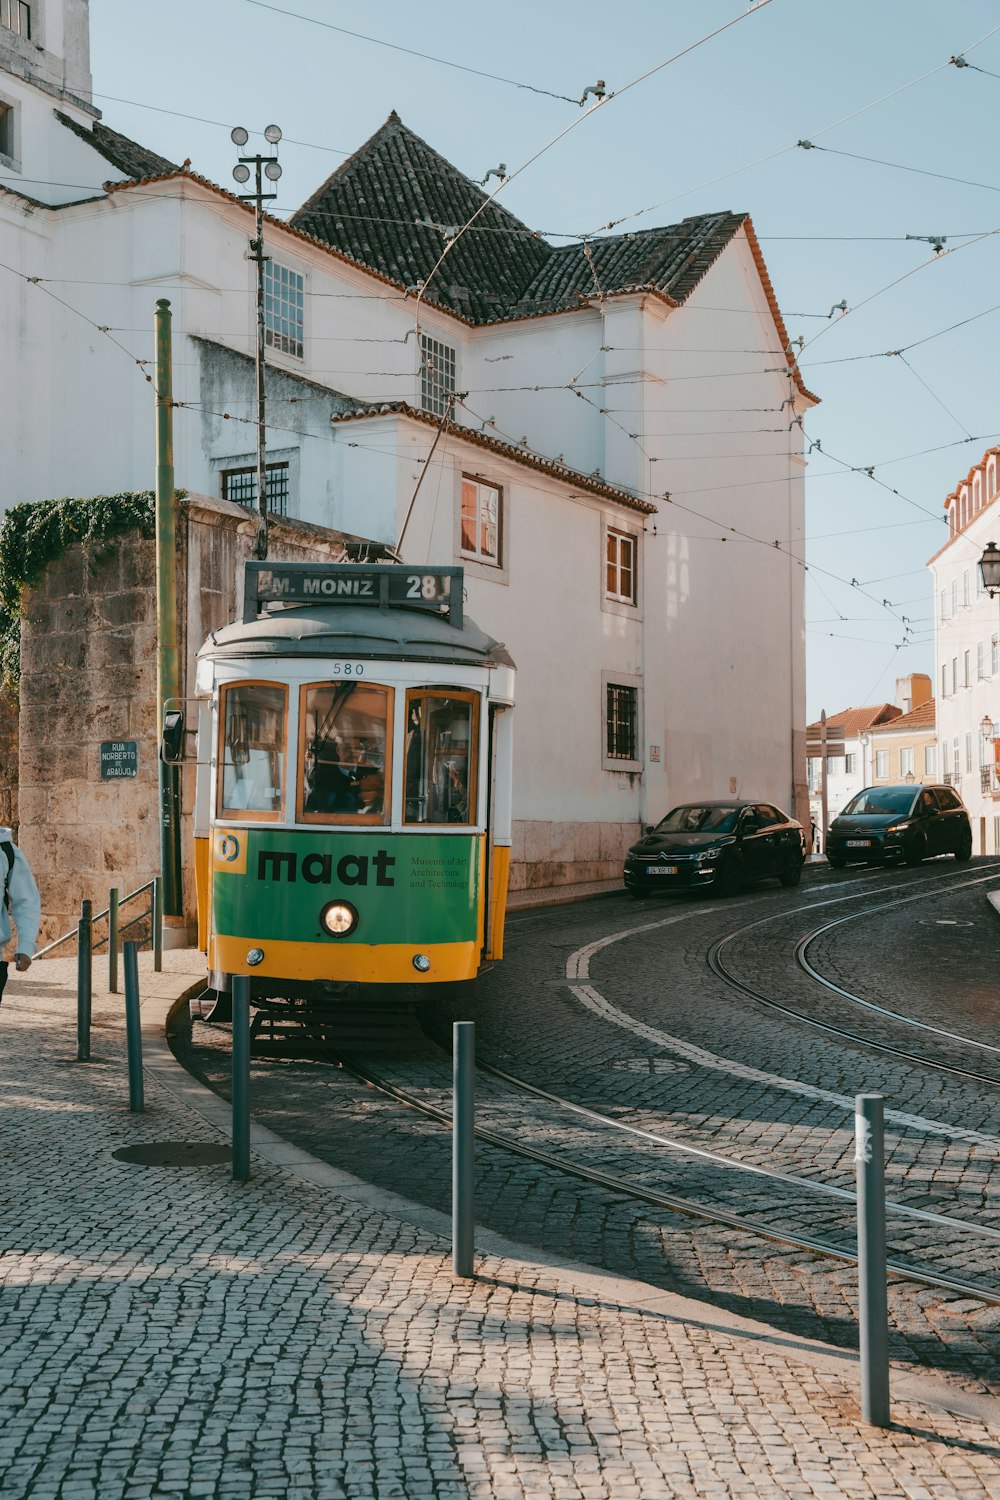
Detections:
[953, 828, 973, 862]
[905, 834, 926, 867]
[716, 858, 742, 897]
[826, 855, 845, 869]
[778, 856, 803, 887]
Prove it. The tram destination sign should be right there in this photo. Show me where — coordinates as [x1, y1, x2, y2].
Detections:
[244, 562, 464, 629]
[100, 740, 138, 779]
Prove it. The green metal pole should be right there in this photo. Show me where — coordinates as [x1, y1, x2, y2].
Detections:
[154, 300, 183, 919]
[108, 886, 119, 993]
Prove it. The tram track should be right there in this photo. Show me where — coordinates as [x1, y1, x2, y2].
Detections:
[709, 863, 1000, 1088]
[333, 1030, 1000, 1310]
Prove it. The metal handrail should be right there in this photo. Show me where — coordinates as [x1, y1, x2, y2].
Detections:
[35, 878, 158, 961]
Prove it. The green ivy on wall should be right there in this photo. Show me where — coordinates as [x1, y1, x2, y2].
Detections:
[0, 492, 156, 688]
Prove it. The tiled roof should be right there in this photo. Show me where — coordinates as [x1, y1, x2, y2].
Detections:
[871, 700, 936, 732]
[330, 401, 656, 514]
[291, 113, 549, 324]
[55, 111, 178, 181]
[805, 704, 902, 739]
[506, 212, 747, 319]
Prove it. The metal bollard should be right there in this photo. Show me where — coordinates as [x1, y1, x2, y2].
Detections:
[123, 940, 144, 1112]
[452, 1021, 475, 1277]
[76, 899, 93, 1062]
[855, 1093, 891, 1426]
[152, 876, 163, 973]
[232, 977, 251, 1181]
[108, 887, 120, 994]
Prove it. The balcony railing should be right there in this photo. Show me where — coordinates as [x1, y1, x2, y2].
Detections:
[0, 1, 30, 39]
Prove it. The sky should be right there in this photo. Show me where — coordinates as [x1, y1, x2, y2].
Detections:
[88, 0, 1000, 721]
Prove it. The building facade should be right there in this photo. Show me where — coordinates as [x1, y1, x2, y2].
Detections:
[1, 2, 816, 889]
[930, 446, 1000, 856]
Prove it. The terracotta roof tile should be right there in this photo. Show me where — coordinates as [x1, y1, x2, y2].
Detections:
[805, 704, 902, 739]
[871, 700, 936, 732]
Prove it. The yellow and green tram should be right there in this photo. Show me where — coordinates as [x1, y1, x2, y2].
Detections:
[191, 562, 515, 1008]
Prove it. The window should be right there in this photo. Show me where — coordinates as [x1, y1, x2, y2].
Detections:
[978, 642, 985, 680]
[0, 101, 12, 161]
[966, 732, 974, 773]
[953, 738, 960, 780]
[264, 260, 304, 357]
[940, 589, 947, 621]
[952, 657, 958, 695]
[993, 636, 999, 676]
[606, 683, 638, 761]
[460, 477, 502, 567]
[0, 2, 30, 39]
[299, 682, 392, 825]
[875, 749, 888, 778]
[963, 569, 971, 607]
[845, 752, 857, 774]
[219, 682, 286, 819]
[977, 566, 984, 599]
[951, 580, 958, 615]
[964, 649, 971, 687]
[826, 755, 842, 775]
[941, 665, 947, 698]
[925, 744, 937, 776]
[404, 690, 478, 825]
[606, 528, 637, 605]
[221, 461, 289, 517]
[900, 747, 914, 777]
[420, 333, 456, 417]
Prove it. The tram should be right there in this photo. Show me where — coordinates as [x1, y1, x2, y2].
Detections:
[187, 561, 515, 1009]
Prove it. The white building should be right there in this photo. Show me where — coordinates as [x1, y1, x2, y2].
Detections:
[1, 2, 817, 885]
[930, 445, 1000, 856]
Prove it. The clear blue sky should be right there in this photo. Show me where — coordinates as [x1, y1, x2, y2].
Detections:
[90, 0, 1000, 719]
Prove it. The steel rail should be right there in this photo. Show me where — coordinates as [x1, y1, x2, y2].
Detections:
[335, 1053, 1000, 1307]
[708, 867, 1000, 1087]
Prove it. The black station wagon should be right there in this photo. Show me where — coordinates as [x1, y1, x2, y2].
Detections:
[825, 784, 972, 867]
[623, 799, 805, 897]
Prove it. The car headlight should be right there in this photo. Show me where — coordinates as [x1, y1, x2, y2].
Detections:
[698, 847, 721, 861]
[885, 823, 908, 835]
[320, 901, 358, 937]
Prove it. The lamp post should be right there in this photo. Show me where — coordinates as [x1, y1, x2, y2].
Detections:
[232, 124, 283, 560]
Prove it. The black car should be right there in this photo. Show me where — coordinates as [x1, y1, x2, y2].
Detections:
[623, 799, 806, 897]
[825, 783, 972, 868]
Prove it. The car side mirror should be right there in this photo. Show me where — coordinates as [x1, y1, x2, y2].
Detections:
[161, 709, 185, 764]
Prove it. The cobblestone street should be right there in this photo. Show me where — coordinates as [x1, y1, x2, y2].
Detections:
[2, 942, 1000, 1497]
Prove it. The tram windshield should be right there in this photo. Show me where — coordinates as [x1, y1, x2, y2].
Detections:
[300, 682, 392, 823]
[220, 682, 286, 817]
[404, 691, 478, 825]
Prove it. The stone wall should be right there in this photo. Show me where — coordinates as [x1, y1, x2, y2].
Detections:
[0, 684, 19, 832]
[15, 495, 368, 942]
[509, 818, 638, 892]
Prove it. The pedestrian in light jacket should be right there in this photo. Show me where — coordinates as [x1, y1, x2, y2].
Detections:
[0, 827, 41, 1005]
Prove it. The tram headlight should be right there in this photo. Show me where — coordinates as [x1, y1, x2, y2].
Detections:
[412, 953, 431, 973]
[320, 900, 358, 937]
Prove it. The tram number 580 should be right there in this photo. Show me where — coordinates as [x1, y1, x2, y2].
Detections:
[406, 573, 443, 600]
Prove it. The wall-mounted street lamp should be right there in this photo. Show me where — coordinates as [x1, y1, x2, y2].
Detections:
[979, 541, 1000, 594]
[232, 124, 283, 559]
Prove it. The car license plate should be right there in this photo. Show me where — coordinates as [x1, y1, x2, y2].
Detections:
[846, 839, 870, 848]
[648, 864, 678, 875]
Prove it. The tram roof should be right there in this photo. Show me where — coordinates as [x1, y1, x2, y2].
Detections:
[200, 602, 515, 670]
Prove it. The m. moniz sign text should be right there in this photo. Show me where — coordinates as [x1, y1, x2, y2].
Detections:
[243, 562, 465, 627]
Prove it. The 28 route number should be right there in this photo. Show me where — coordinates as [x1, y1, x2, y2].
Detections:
[406, 573, 443, 600]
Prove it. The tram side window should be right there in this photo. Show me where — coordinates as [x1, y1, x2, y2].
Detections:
[404, 691, 478, 825]
[300, 682, 392, 823]
[220, 683, 286, 817]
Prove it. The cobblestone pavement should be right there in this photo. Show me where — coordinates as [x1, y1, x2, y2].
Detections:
[4, 952, 1000, 1496]
[176, 861, 1000, 1397]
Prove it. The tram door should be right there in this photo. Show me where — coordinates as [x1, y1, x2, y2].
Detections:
[485, 702, 514, 962]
